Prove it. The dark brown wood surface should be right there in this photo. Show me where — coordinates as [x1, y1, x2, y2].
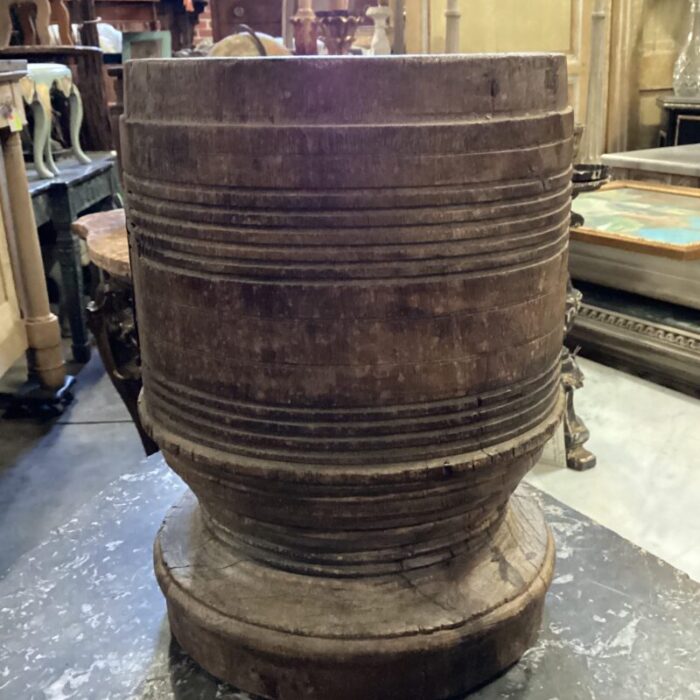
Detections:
[210, 0, 280, 41]
[158, 0, 207, 51]
[71, 0, 160, 32]
[74, 0, 99, 45]
[124, 55, 573, 700]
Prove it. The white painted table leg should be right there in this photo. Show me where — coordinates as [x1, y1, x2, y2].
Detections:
[44, 122, 59, 176]
[69, 86, 91, 165]
[30, 99, 54, 179]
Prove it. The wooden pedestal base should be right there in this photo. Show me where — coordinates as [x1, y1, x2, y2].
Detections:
[155, 486, 554, 700]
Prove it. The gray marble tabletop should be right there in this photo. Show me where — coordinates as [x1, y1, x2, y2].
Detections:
[656, 94, 700, 109]
[602, 143, 700, 177]
[0, 454, 698, 700]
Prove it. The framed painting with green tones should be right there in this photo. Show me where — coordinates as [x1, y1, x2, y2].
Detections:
[571, 181, 700, 260]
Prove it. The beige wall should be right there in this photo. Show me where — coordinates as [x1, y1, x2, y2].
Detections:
[633, 0, 686, 149]
[405, 1, 597, 136]
[427, 0, 573, 53]
[606, 0, 687, 152]
[404, 0, 687, 154]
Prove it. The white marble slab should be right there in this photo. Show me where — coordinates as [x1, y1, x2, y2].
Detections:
[602, 143, 700, 177]
[528, 357, 700, 582]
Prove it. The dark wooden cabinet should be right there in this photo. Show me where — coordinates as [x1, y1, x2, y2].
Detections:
[657, 95, 700, 147]
[210, 0, 281, 41]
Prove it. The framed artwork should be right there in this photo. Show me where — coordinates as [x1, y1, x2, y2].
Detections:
[571, 181, 700, 261]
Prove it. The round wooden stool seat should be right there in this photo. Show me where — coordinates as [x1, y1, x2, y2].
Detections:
[73, 209, 130, 282]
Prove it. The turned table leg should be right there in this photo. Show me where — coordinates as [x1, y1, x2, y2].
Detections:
[0, 129, 65, 387]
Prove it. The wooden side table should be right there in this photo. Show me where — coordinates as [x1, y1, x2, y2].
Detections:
[0, 46, 112, 152]
[0, 60, 66, 390]
[72, 208, 156, 454]
[29, 155, 120, 363]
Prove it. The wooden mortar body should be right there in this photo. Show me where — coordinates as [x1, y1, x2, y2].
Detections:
[123, 55, 572, 700]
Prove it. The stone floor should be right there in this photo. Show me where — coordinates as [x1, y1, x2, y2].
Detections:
[526, 357, 700, 582]
[2, 457, 697, 700]
[0, 351, 699, 700]
[0, 352, 144, 580]
[1, 352, 698, 585]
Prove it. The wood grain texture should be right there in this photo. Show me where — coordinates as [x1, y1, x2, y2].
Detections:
[123, 55, 572, 700]
[84, 216, 130, 281]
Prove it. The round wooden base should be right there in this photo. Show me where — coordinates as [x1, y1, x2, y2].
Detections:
[155, 486, 555, 700]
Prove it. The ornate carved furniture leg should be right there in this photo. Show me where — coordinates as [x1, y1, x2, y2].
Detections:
[562, 279, 596, 471]
[291, 0, 317, 55]
[124, 55, 572, 699]
[367, 2, 391, 55]
[76, 208, 155, 453]
[22, 64, 90, 180]
[563, 164, 609, 471]
[87, 274, 158, 454]
[562, 348, 596, 471]
[316, 13, 360, 55]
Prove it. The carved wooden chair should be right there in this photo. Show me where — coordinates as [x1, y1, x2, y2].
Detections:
[0, 0, 73, 48]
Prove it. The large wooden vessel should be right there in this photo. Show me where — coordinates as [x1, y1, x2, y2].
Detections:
[123, 54, 572, 699]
